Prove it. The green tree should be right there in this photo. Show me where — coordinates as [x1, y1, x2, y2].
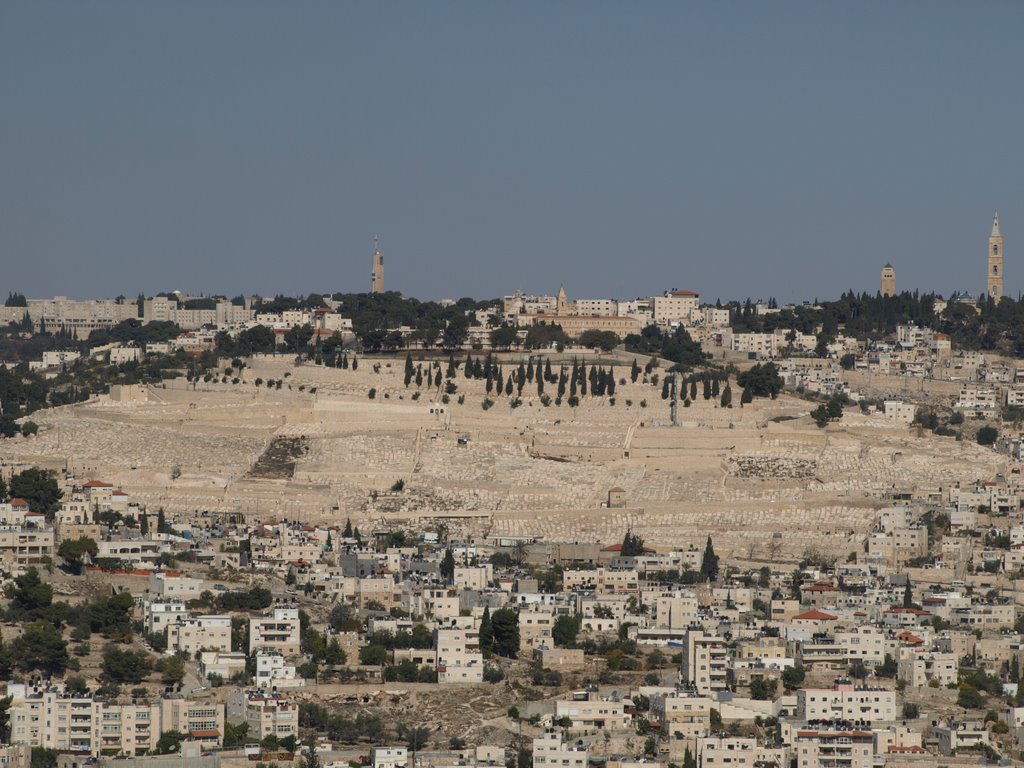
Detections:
[0, 695, 11, 742]
[736, 363, 783, 399]
[9, 468, 63, 516]
[359, 644, 388, 666]
[977, 426, 998, 446]
[155, 731, 185, 755]
[720, 383, 732, 408]
[302, 741, 322, 768]
[490, 608, 520, 658]
[781, 664, 806, 690]
[621, 530, 646, 557]
[155, 655, 186, 685]
[57, 537, 98, 574]
[700, 536, 720, 582]
[4, 567, 53, 620]
[749, 677, 777, 700]
[440, 548, 456, 581]
[479, 606, 493, 653]
[552, 615, 581, 648]
[102, 646, 153, 683]
[12, 621, 69, 676]
[957, 683, 985, 709]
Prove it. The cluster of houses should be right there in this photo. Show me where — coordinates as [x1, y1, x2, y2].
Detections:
[4, 471, 1024, 765]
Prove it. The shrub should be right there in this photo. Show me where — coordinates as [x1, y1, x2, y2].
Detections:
[368, 388, 377, 399]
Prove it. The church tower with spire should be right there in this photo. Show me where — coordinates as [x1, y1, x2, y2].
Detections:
[371, 237, 384, 294]
[988, 213, 1003, 303]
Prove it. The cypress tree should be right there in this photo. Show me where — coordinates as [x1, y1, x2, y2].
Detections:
[465, 353, 474, 379]
[690, 380, 698, 400]
[631, 358, 640, 383]
[479, 606, 493, 652]
[701, 536, 720, 582]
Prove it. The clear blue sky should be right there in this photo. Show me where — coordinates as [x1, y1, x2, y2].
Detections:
[1, 1, 1022, 304]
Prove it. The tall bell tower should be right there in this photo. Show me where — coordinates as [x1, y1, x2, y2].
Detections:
[988, 212, 1003, 302]
[371, 236, 385, 294]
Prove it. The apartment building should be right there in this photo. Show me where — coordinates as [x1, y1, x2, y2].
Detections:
[897, 649, 957, 688]
[680, 630, 729, 696]
[254, 649, 303, 689]
[796, 682, 896, 724]
[561, 568, 639, 595]
[7, 684, 223, 757]
[166, 615, 232, 656]
[249, 606, 301, 656]
[144, 600, 189, 635]
[228, 691, 297, 741]
[435, 627, 483, 683]
[0, 526, 54, 572]
[651, 290, 700, 323]
[795, 729, 874, 768]
[532, 733, 587, 768]
[554, 692, 630, 732]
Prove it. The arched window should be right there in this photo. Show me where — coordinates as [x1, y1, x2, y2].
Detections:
[994, 244, 999, 256]
[994, 265, 999, 275]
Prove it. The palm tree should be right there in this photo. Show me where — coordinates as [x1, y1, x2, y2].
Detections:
[512, 540, 529, 566]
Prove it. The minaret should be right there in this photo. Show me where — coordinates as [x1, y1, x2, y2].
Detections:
[988, 212, 1003, 302]
[880, 263, 896, 297]
[371, 236, 384, 294]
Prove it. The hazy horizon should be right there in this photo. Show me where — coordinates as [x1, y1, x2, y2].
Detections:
[2, 2, 1022, 304]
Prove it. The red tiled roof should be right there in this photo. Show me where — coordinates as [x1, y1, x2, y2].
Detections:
[190, 729, 221, 739]
[794, 609, 837, 621]
[8, 498, 29, 507]
[82, 480, 113, 488]
[670, 290, 699, 297]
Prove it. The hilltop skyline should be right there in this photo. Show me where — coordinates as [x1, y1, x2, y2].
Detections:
[2, 2, 1022, 302]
